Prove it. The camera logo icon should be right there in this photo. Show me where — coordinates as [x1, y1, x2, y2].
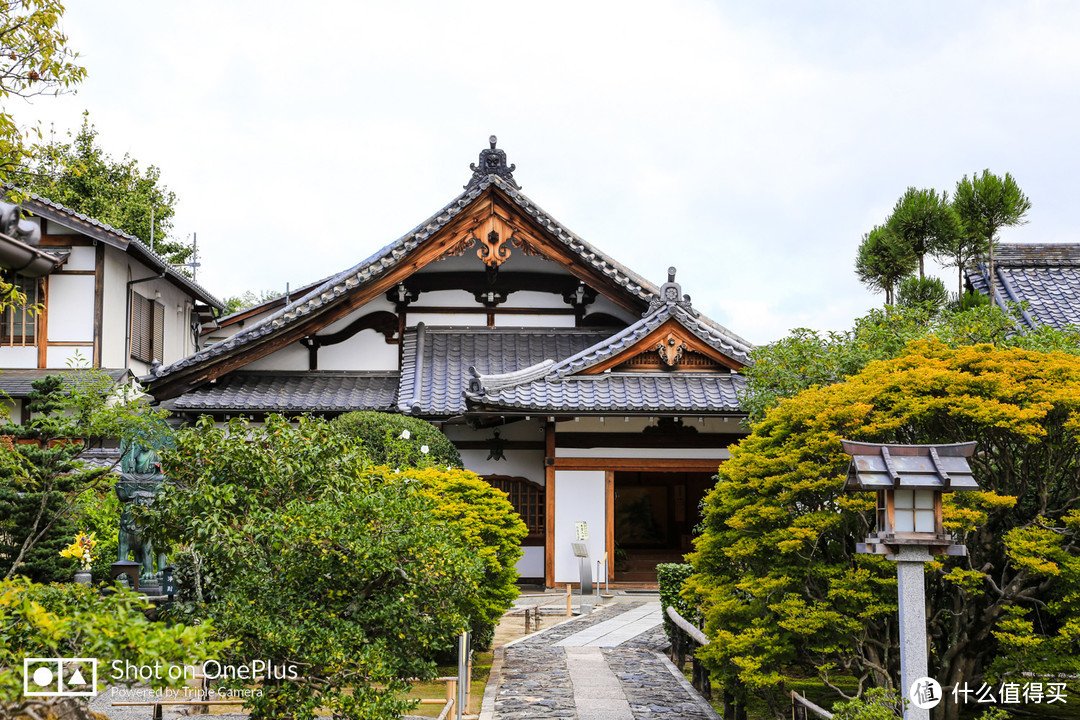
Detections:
[23, 658, 98, 697]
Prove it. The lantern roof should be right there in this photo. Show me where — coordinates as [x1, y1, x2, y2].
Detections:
[840, 440, 979, 493]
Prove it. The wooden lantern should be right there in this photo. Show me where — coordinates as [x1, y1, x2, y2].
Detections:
[840, 440, 978, 557]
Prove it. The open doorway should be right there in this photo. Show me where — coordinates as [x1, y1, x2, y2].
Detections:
[612, 471, 714, 582]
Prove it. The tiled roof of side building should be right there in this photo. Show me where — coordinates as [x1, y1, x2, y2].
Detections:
[148, 174, 660, 382]
[398, 327, 613, 416]
[0, 368, 129, 398]
[171, 371, 400, 413]
[18, 191, 224, 308]
[965, 243, 1080, 330]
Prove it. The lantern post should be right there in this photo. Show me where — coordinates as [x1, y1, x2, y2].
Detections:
[840, 440, 979, 720]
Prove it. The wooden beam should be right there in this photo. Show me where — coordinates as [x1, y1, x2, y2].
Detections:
[545, 422, 556, 589]
[546, 457, 722, 472]
[37, 277, 48, 368]
[93, 243, 104, 367]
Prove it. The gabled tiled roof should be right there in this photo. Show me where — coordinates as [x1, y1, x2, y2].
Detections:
[464, 302, 751, 416]
[398, 327, 612, 416]
[463, 302, 751, 415]
[467, 372, 746, 414]
[17, 192, 223, 308]
[148, 175, 658, 384]
[965, 243, 1080, 330]
[171, 371, 399, 413]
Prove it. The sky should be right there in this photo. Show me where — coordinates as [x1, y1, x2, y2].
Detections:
[12, 1, 1080, 344]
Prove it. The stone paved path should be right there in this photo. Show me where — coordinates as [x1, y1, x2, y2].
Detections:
[483, 601, 719, 720]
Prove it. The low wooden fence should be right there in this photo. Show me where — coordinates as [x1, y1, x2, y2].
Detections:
[665, 605, 712, 700]
[790, 691, 834, 719]
[507, 590, 573, 632]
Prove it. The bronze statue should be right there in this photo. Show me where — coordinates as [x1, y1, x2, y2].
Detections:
[115, 438, 168, 583]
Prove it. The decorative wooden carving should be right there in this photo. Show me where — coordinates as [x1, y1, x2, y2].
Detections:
[477, 228, 511, 268]
[436, 232, 476, 261]
[656, 331, 687, 366]
[613, 349, 722, 372]
[510, 232, 543, 257]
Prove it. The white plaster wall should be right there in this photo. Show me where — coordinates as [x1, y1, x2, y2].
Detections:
[0, 347, 36, 368]
[503, 291, 567, 309]
[459, 449, 545, 484]
[244, 342, 309, 370]
[494, 314, 576, 328]
[585, 294, 638, 324]
[317, 329, 398, 371]
[407, 313, 486, 327]
[43, 218, 77, 235]
[317, 298, 396, 334]
[413, 289, 476, 307]
[47, 345, 93, 367]
[101, 246, 201, 369]
[63, 247, 96, 272]
[47, 275, 94, 341]
[100, 246, 130, 369]
[553, 470, 606, 585]
[516, 547, 544, 578]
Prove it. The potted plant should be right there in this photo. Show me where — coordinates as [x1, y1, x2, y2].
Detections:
[60, 532, 97, 584]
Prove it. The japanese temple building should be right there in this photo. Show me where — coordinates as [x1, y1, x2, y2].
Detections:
[145, 138, 755, 587]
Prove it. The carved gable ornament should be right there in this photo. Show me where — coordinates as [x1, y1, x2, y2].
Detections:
[656, 331, 688, 366]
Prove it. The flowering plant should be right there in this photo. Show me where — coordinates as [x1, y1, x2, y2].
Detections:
[59, 532, 97, 570]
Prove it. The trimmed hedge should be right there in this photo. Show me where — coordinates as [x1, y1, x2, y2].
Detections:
[657, 562, 695, 647]
[331, 411, 461, 469]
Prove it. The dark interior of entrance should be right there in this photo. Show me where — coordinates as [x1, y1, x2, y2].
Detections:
[613, 471, 714, 582]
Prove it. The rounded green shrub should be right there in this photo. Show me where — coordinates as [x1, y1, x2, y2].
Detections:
[332, 411, 461, 468]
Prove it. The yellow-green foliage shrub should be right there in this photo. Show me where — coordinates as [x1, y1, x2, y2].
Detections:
[377, 466, 527, 650]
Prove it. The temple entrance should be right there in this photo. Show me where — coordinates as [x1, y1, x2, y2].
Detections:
[612, 471, 714, 583]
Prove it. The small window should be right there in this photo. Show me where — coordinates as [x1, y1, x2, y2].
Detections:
[1, 275, 41, 346]
[485, 475, 545, 541]
[893, 489, 936, 533]
[130, 293, 165, 363]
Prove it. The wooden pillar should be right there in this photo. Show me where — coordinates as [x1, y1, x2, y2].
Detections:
[606, 470, 615, 582]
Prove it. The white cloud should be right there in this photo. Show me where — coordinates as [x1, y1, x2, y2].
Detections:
[13, 1, 1080, 343]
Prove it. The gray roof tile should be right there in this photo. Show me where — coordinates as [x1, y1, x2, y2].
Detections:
[0, 368, 129, 398]
[966, 244, 1080, 330]
[172, 371, 398, 413]
[398, 328, 611, 416]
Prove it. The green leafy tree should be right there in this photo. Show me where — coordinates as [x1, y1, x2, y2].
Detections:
[22, 112, 190, 264]
[952, 170, 1031, 293]
[895, 275, 948, 313]
[738, 303, 1080, 422]
[688, 341, 1080, 720]
[885, 187, 963, 280]
[0, 578, 228, 720]
[141, 415, 487, 720]
[0, 0, 85, 185]
[220, 288, 284, 316]
[854, 225, 916, 305]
